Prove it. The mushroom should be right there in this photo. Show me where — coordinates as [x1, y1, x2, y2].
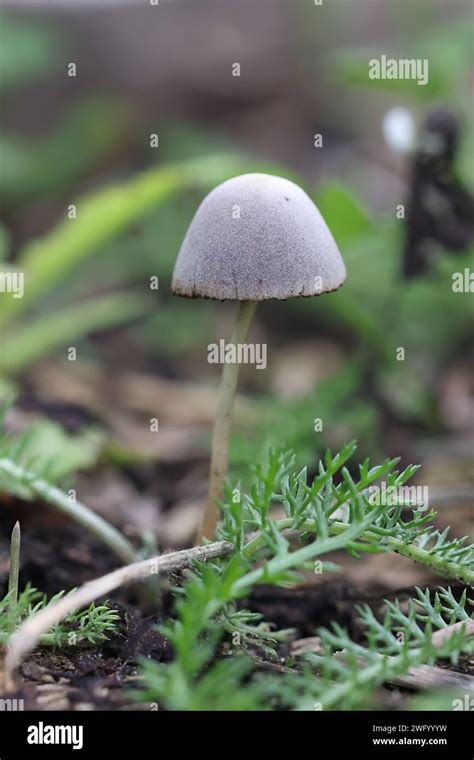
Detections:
[172, 173, 346, 542]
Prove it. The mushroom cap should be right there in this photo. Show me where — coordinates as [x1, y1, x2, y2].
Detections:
[172, 173, 346, 301]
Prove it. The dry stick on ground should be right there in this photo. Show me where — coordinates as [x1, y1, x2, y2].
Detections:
[390, 663, 474, 694]
[4, 540, 232, 691]
[296, 629, 474, 695]
[332, 619, 474, 695]
[431, 620, 474, 647]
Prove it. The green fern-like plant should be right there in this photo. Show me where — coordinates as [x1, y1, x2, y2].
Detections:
[0, 584, 119, 648]
[219, 443, 473, 585]
[274, 587, 473, 711]
[133, 443, 474, 711]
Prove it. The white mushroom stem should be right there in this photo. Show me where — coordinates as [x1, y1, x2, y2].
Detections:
[198, 300, 257, 542]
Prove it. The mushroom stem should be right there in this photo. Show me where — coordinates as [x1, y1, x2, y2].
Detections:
[198, 300, 257, 542]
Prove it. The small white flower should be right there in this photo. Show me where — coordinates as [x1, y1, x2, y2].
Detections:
[383, 107, 416, 154]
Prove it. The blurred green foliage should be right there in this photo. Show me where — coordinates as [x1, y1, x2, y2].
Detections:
[0, 412, 104, 500]
[231, 357, 380, 474]
[0, 4, 472, 475]
[0, 12, 60, 93]
[0, 99, 131, 203]
[1, 143, 471, 465]
[332, 18, 472, 105]
[0, 293, 147, 374]
[15, 417, 104, 482]
[0, 153, 246, 374]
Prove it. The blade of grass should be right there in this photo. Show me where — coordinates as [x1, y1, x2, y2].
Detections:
[8, 521, 21, 605]
[0, 293, 148, 374]
[0, 459, 136, 565]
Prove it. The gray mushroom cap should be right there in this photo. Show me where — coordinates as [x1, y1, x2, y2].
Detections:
[172, 173, 346, 301]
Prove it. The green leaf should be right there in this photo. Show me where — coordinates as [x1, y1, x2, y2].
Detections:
[0, 293, 149, 374]
[0, 99, 131, 202]
[0, 13, 60, 93]
[315, 182, 374, 247]
[15, 419, 104, 481]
